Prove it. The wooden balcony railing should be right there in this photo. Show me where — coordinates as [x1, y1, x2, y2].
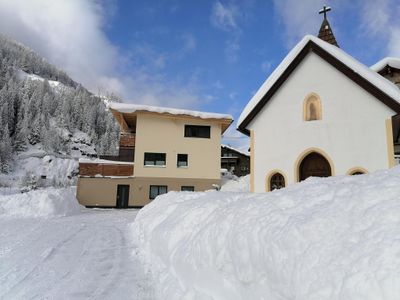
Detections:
[79, 160, 134, 177]
[120, 133, 135, 148]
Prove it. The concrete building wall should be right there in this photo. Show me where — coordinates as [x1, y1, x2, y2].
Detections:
[77, 177, 219, 207]
[134, 113, 222, 180]
[247, 52, 396, 192]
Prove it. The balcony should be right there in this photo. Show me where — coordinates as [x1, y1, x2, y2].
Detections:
[79, 159, 134, 177]
[120, 133, 135, 148]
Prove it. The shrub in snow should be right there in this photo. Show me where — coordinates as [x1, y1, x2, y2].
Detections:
[19, 171, 38, 193]
[133, 167, 400, 300]
[0, 187, 83, 218]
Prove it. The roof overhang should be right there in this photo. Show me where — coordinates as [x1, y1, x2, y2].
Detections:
[110, 108, 233, 134]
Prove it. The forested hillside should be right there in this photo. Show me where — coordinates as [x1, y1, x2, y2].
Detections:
[0, 34, 119, 174]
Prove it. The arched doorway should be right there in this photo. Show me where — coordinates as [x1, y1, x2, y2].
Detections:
[299, 152, 331, 181]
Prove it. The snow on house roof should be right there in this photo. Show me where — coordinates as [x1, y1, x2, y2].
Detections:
[221, 144, 250, 157]
[108, 102, 233, 121]
[370, 57, 400, 72]
[238, 35, 400, 129]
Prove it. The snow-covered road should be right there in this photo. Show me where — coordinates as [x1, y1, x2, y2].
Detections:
[0, 209, 153, 300]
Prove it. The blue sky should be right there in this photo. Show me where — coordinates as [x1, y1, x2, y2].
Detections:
[0, 0, 399, 150]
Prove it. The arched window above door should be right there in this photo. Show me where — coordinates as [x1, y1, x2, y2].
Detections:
[303, 93, 322, 121]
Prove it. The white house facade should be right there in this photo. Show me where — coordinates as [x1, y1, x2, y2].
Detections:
[238, 32, 400, 193]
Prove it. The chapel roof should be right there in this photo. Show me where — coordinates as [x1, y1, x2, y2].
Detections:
[237, 35, 400, 135]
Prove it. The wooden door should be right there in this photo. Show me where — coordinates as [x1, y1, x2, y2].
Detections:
[116, 185, 130, 208]
[299, 152, 331, 181]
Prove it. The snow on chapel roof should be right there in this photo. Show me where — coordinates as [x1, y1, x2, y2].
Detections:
[238, 35, 400, 133]
[109, 102, 233, 121]
[371, 57, 400, 72]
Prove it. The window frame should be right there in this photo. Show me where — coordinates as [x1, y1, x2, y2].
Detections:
[181, 186, 194, 192]
[184, 125, 211, 139]
[149, 185, 168, 200]
[177, 153, 188, 167]
[267, 172, 286, 192]
[144, 152, 166, 166]
[303, 93, 322, 122]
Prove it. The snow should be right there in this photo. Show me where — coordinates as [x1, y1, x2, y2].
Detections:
[133, 166, 400, 299]
[238, 35, 400, 128]
[79, 158, 134, 165]
[222, 144, 250, 156]
[221, 174, 250, 192]
[108, 102, 233, 120]
[17, 70, 65, 88]
[371, 57, 400, 72]
[0, 208, 153, 299]
[0, 187, 84, 218]
[0, 152, 79, 189]
[17, 69, 63, 88]
[0, 130, 97, 189]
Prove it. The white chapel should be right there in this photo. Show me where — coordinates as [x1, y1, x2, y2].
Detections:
[237, 7, 400, 192]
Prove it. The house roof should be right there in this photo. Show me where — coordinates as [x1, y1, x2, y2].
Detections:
[109, 102, 233, 134]
[237, 35, 400, 135]
[221, 144, 250, 157]
[371, 57, 400, 73]
[109, 102, 233, 121]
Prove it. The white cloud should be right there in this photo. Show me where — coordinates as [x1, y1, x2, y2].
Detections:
[360, 0, 389, 36]
[0, 0, 204, 109]
[210, 1, 243, 63]
[210, 1, 239, 32]
[360, 0, 400, 57]
[272, 0, 326, 46]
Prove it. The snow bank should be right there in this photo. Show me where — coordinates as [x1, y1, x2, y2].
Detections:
[133, 167, 400, 300]
[0, 187, 84, 218]
[221, 175, 250, 192]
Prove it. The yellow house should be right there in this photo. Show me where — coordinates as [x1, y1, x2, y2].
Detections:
[76, 102, 233, 208]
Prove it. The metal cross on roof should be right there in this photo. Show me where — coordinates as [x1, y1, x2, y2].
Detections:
[319, 5, 331, 20]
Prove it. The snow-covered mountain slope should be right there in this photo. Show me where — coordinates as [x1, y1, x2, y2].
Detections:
[133, 167, 400, 300]
[0, 130, 97, 192]
[0, 34, 120, 187]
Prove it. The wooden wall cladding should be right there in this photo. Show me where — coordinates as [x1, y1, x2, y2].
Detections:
[79, 163, 134, 176]
[120, 134, 135, 148]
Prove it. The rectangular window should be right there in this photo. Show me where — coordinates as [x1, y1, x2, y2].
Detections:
[144, 152, 166, 166]
[149, 185, 168, 200]
[181, 186, 194, 192]
[184, 125, 210, 138]
[177, 154, 188, 167]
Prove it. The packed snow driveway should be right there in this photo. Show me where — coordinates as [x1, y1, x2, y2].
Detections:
[0, 209, 153, 299]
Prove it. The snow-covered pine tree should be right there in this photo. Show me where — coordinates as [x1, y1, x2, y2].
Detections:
[0, 124, 13, 173]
